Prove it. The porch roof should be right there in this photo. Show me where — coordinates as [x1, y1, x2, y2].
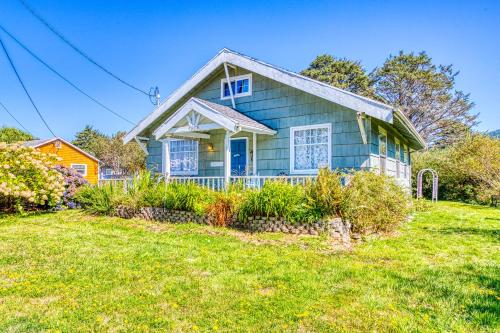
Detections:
[153, 97, 276, 139]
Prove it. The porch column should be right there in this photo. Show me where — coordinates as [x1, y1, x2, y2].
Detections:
[252, 132, 257, 175]
[224, 131, 231, 186]
[162, 139, 171, 177]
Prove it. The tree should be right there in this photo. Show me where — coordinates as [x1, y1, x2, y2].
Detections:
[0, 126, 34, 143]
[371, 51, 478, 146]
[412, 133, 500, 204]
[301, 54, 377, 99]
[72, 125, 105, 156]
[93, 131, 145, 175]
[73, 126, 146, 175]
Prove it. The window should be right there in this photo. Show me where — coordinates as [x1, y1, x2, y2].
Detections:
[169, 139, 198, 175]
[54, 140, 62, 149]
[290, 123, 331, 174]
[105, 168, 113, 176]
[71, 164, 87, 176]
[395, 138, 401, 178]
[221, 74, 252, 100]
[378, 127, 387, 175]
[403, 144, 409, 178]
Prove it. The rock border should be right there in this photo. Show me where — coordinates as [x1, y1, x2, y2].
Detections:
[115, 206, 351, 245]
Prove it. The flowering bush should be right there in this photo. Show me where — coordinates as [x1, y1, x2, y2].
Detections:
[0, 143, 65, 212]
[53, 165, 88, 208]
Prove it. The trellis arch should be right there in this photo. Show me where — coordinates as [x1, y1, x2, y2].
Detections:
[417, 168, 438, 202]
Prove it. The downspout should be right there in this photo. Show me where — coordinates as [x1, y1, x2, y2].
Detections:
[223, 62, 236, 108]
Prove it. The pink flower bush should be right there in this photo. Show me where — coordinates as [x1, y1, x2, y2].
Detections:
[0, 143, 65, 211]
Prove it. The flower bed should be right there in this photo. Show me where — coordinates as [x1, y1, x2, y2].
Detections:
[76, 169, 411, 242]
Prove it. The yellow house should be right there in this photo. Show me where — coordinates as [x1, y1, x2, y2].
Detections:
[24, 137, 100, 184]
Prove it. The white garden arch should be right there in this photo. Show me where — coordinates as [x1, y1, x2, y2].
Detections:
[417, 168, 438, 202]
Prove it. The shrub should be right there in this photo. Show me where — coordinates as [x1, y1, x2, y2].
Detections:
[305, 168, 343, 218]
[205, 185, 245, 226]
[163, 182, 212, 215]
[412, 133, 500, 204]
[0, 143, 65, 212]
[341, 171, 410, 234]
[239, 180, 319, 224]
[412, 198, 432, 212]
[120, 171, 163, 209]
[74, 183, 121, 215]
[53, 165, 88, 208]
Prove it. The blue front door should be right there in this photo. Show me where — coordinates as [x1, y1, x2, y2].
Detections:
[231, 138, 247, 175]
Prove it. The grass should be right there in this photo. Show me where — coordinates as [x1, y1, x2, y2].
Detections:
[0, 202, 498, 332]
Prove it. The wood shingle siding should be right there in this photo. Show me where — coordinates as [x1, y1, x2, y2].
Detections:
[146, 70, 383, 176]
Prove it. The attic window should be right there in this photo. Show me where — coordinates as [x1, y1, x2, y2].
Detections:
[221, 74, 252, 100]
[54, 140, 62, 149]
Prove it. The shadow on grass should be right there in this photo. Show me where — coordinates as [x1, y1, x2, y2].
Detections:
[436, 227, 500, 239]
[385, 264, 499, 329]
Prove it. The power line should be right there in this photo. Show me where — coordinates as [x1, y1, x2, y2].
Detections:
[0, 101, 31, 133]
[18, 0, 150, 97]
[0, 24, 135, 125]
[0, 35, 56, 137]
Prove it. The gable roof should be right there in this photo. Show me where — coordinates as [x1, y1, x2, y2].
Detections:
[153, 97, 275, 139]
[124, 48, 426, 149]
[23, 137, 100, 162]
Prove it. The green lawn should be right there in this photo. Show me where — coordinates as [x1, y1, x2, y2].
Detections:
[0, 202, 498, 332]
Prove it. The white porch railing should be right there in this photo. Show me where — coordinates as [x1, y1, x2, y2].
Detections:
[98, 175, 315, 190]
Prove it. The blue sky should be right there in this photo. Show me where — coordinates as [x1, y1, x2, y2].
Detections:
[1, 0, 499, 140]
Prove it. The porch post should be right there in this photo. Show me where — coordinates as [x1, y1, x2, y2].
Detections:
[252, 132, 257, 176]
[162, 139, 171, 178]
[224, 131, 231, 186]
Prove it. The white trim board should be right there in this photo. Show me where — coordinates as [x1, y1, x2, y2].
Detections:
[124, 49, 406, 144]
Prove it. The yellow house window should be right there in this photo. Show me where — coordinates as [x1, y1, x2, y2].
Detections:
[71, 163, 87, 176]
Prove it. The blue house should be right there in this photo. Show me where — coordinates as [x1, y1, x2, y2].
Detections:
[124, 49, 425, 189]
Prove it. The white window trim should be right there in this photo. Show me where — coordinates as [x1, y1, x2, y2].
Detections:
[71, 163, 87, 176]
[290, 123, 332, 175]
[220, 73, 252, 100]
[165, 138, 199, 176]
[378, 126, 387, 157]
[378, 126, 388, 175]
[403, 144, 409, 164]
[395, 137, 401, 160]
[230, 137, 250, 175]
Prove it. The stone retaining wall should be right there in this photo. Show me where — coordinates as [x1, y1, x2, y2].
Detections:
[115, 206, 351, 244]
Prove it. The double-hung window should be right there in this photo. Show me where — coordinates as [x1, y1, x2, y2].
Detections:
[290, 123, 331, 174]
[71, 163, 87, 176]
[221, 74, 252, 100]
[403, 144, 409, 178]
[378, 127, 387, 175]
[168, 139, 198, 175]
[395, 138, 401, 178]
